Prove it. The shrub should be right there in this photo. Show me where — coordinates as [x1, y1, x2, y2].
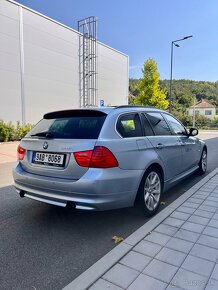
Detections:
[0, 120, 33, 142]
[195, 115, 211, 127]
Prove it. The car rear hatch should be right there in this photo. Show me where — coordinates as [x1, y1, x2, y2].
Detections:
[19, 109, 107, 180]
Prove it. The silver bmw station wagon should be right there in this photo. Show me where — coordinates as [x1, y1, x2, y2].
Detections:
[13, 106, 207, 216]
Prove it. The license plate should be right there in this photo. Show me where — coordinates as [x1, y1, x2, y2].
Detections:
[32, 152, 65, 167]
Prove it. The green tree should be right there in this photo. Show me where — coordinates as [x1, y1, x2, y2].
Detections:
[134, 58, 169, 109]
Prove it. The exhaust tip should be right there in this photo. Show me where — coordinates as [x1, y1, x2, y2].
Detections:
[19, 190, 25, 198]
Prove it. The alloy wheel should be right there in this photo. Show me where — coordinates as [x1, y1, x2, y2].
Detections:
[144, 171, 161, 211]
[202, 150, 207, 172]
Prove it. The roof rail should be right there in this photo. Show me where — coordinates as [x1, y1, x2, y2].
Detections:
[114, 105, 156, 109]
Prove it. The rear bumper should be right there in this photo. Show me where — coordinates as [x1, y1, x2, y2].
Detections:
[13, 163, 143, 211]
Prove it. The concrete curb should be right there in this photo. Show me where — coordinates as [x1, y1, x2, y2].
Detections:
[62, 167, 218, 290]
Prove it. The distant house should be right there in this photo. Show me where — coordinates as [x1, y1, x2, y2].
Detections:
[187, 99, 216, 119]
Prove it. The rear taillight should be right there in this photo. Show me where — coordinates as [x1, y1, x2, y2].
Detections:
[74, 146, 118, 168]
[73, 150, 93, 167]
[17, 144, 26, 160]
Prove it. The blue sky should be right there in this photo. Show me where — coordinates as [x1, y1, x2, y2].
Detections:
[16, 0, 218, 82]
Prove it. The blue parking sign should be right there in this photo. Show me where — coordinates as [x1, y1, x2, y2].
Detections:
[100, 100, 104, 107]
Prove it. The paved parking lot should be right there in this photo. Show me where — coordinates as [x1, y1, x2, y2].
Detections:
[0, 141, 18, 187]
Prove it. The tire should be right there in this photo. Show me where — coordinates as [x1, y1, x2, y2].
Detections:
[136, 167, 163, 217]
[198, 148, 207, 175]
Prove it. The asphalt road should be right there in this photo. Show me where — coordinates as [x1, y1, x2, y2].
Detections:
[1, 136, 218, 290]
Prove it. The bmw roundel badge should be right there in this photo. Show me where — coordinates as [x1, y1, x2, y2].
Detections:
[43, 141, 48, 150]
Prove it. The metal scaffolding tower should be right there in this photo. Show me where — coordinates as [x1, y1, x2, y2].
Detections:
[78, 16, 98, 108]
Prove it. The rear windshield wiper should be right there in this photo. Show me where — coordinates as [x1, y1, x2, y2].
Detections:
[31, 131, 54, 138]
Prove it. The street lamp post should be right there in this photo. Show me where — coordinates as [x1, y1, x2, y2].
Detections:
[193, 97, 196, 127]
[169, 35, 193, 112]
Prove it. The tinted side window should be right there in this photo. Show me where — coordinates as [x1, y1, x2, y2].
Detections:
[163, 114, 187, 135]
[146, 112, 171, 136]
[141, 114, 154, 136]
[117, 113, 143, 138]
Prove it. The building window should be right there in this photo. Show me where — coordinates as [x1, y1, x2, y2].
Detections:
[195, 110, 200, 115]
[205, 110, 212, 115]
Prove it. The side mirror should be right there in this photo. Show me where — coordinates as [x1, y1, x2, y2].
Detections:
[188, 128, 198, 137]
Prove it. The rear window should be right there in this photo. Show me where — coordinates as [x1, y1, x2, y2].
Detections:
[26, 112, 106, 139]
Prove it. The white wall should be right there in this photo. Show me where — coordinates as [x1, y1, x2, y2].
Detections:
[0, 0, 22, 122]
[0, 0, 128, 124]
[98, 44, 128, 106]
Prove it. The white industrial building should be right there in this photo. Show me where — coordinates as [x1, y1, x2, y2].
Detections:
[0, 0, 129, 124]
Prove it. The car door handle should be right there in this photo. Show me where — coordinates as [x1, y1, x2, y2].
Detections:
[156, 143, 164, 149]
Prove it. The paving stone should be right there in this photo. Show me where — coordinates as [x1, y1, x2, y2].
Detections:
[144, 231, 171, 246]
[211, 194, 218, 199]
[210, 194, 218, 198]
[205, 279, 218, 290]
[206, 198, 218, 204]
[170, 211, 191, 221]
[181, 221, 205, 233]
[188, 198, 203, 204]
[163, 217, 185, 228]
[133, 240, 162, 258]
[166, 237, 194, 253]
[155, 247, 186, 267]
[177, 206, 196, 214]
[207, 197, 218, 202]
[208, 219, 218, 229]
[103, 263, 139, 289]
[120, 251, 151, 272]
[181, 255, 214, 277]
[127, 273, 167, 290]
[194, 209, 214, 219]
[211, 264, 218, 280]
[195, 190, 210, 196]
[193, 194, 207, 200]
[201, 187, 214, 192]
[197, 234, 218, 250]
[171, 268, 208, 290]
[166, 285, 183, 290]
[203, 226, 218, 238]
[188, 215, 210, 226]
[182, 202, 199, 209]
[203, 200, 218, 208]
[154, 224, 178, 236]
[199, 205, 217, 213]
[212, 187, 218, 191]
[89, 279, 123, 290]
[212, 213, 218, 220]
[208, 181, 218, 186]
[143, 259, 178, 283]
[174, 229, 200, 243]
[190, 244, 218, 262]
